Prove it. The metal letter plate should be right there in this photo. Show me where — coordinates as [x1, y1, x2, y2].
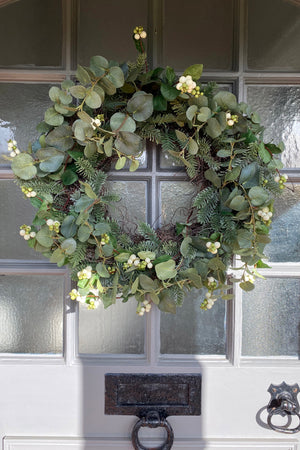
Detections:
[105, 373, 201, 417]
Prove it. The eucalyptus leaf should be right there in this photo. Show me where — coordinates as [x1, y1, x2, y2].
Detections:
[204, 168, 221, 188]
[248, 186, 269, 206]
[197, 106, 211, 122]
[61, 238, 77, 255]
[206, 117, 223, 139]
[110, 112, 136, 132]
[90, 55, 108, 76]
[127, 91, 153, 122]
[45, 125, 73, 151]
[213, 91, 238, 110]
[186, 105, 198, 121]
[61, 215, 78, 238]
[139, 274, 156, 291]
[36, 226, 53, 248]
[115, 131, 143, 155]
[96, 262, 110, 278]
[11, 153, 37, 180]
[155, 259, 177, 280]
[78, 224, 91, 242]
[37, 147, 65, 173]
[76, 65, 91, 85]
[106, 66, 125, 88]
[86, 91, 102, 109]
[44, 107, 64, 126]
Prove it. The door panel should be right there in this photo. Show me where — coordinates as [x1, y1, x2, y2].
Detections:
[0, 0, 300, 448]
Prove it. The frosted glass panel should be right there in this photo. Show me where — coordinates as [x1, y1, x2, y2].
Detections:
[160, 181, 197, 225]
[0, 0, 62, 67]
[266, 185, 300, 262]
[107, 180, 147, 231]
[0, 84, 54, 166]
[79, 300, 145, 354]
[164, 0, 234, 71]
[78, 0, 148, 66]
[0, 180, 45, 260]
[0, 275, 64, 354]
[160, 289, 226, 355]
[247, 86, 300, 168]
[242, 278, 300, 357]
[247, 0, 300, 71]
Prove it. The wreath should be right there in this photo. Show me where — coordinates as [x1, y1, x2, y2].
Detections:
[5, 27, 287, 315]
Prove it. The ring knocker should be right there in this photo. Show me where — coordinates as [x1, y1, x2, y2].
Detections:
[267, 382, 300, 434]
[131, 410, 174, 450]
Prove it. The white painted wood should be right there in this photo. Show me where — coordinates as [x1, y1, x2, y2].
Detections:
[3, 437, 298, 450]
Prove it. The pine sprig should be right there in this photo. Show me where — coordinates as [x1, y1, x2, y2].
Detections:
[193, 186, 219, 224]
[138, 222, 161, 246]
[75, 158, 95, 180]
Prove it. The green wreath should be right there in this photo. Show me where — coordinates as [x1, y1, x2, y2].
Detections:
[5, 27, 287, 315]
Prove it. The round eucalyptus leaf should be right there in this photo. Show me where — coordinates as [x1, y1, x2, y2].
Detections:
[110, 112, 136, 133]
[127, 91, 153, 122]
[44, 107, 64, 126]
[107, 66, 125, 88]
[85, 91, 102, 109]
[37, 147, 65, 173]
[45, 125, 73, 151]
[11, 153, 37, 180]
[69, 85, 86, 99]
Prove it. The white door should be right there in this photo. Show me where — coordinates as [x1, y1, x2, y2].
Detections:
[0, 0, 300, 449]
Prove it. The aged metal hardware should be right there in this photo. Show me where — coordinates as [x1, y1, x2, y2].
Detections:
[105, 373, 201, 449]
[266, 382, 300, 434]
[131, 410, 173, 450]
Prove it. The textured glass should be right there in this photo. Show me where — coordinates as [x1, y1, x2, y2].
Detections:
[0, 0, 62, 67]
[78, 0, 148, 66]
[0, 275, 64, 354]
[247, 86, 300, 168]
[247, 0, 300, 71]
[106, 180, 147, 231]
[265, 185, 300, 262]
[0, 84, 54, 166]
[0, 180, 45, 260]
[164, 0, 234, 71]
[79, 300, 145, 354]
[160, 181, 198, 225]
[160, 288, 226, 355]
[242, 278, 300, 357]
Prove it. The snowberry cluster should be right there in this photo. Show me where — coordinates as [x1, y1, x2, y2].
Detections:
[176, 75, 196, 94]
[133, 26, 147, 40]
[107, 265, 116, 274]
[201, 277, 218, 310]
[137, 299, 152, 316]
[274, 174, 288, 189]
[7, 140, 20, 157]
[257, 206, 273, 224]
[19, 224, 36, 241]
[69, 287, 101, 310]
[123, 254, 153, 271]
[91, 114, 103, 130]
[46, 219, 60, 233]
[191, 86, 202, 98]
[21, 186, 37, 198]
[244, 273, 255, 283]
[100, 233, 110, 245]
[77, 266, 92, 280]
[206, 241, 221, 254]
[226, 112, 238, 127]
